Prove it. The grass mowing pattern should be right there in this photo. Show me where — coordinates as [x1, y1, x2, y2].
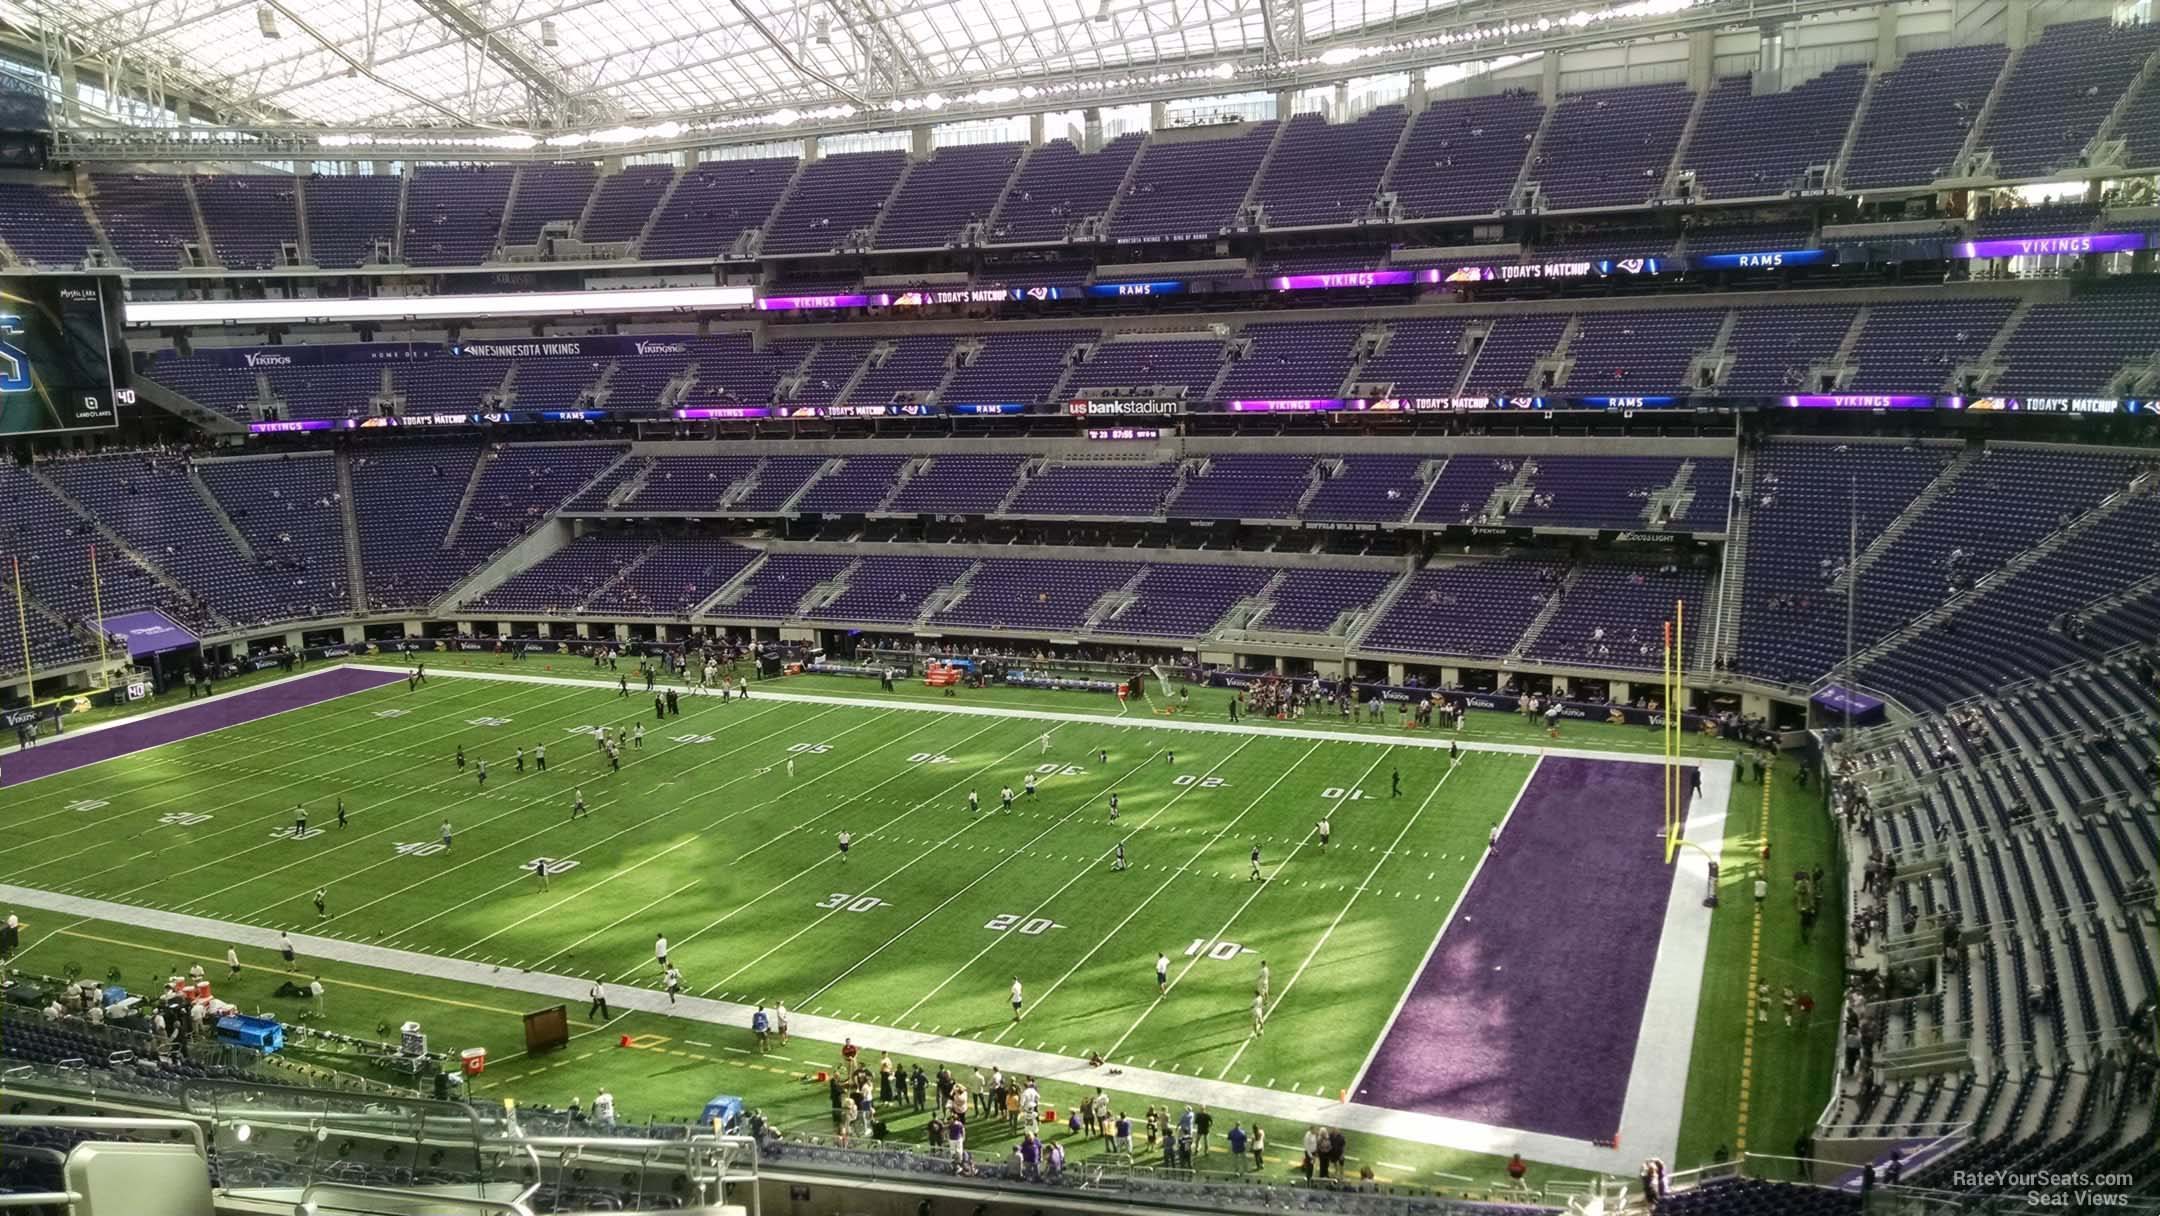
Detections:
[7, 668, 1528, 1098]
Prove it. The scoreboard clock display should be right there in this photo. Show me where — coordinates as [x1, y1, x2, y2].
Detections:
[0, 275, 120, 435]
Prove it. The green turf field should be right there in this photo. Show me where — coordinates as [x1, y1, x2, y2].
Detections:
[10, 665, 1522, 1090]
[0, 654, 1844, 1185]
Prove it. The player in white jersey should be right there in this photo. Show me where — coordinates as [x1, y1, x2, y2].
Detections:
[1009, 977, 1025, 1022]
[1024, 773, 1037, 796]
[1156, 952, 1169, 994]
[967, 790, 980, 817]
[1000, 785, 1014, 812]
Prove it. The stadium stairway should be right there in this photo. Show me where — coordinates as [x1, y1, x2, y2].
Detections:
[631, 169, 687, 258]
[1850, 471, 2159, 673]
[27, 464, 221, 629]
[335, 452, 368, 613]
[432, 516, 578, 611]
[2087, 43, 2160, 161]
[1831, 444, 1980, 592]
[689, 549, 775, 617]
[1953, 47, 2024, 178]
[188, 467, 259, 562]
[913, 561, 980, 626]
[181, 178, 220, 268]
[433, 450, 638, 612]
[437, 450, 495, 550]
[1828, 70, 1881, 189]
[291, 176, 316, 264]
[1507, 105, 1561, 208]
[1661, 83, 1716, 197]
[1709, 447, 1753, 668]
[1505, 565, 1578, 661]
[1964, 298, 2038, 388]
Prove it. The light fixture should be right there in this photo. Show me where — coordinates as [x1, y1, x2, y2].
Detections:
[256, 5, 281, 38]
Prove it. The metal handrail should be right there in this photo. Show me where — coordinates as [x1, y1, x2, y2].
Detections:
[299, 1181, 534, 1216]
[0, 1112, 208, 1158]
[0, 1193, 82, 1208]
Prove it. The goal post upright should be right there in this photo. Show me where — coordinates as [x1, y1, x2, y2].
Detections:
[1663, 599, 1685, 865]
[89, 543, 111, 674]
[11, 555, 31, 700]
[1662, 617, 1674, 863]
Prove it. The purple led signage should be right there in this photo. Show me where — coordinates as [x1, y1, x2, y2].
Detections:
[1266, 270, 1418, 291]
[1227, 398, 1352, 413]
[247, 419, 338, 433]
[674, 406, 773, 419]
[757, 293, 888, 311]
[1780, 394, 1937, 410]
[1951, 232, 2147, 259]
[889, 288, 1011, 306]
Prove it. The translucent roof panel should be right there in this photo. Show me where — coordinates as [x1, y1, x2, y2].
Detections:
[33, 0, 1520, 129]
[39, 0, 1499, 127]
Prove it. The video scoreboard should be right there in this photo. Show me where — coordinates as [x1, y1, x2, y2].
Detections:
[0, 274, 121, 435]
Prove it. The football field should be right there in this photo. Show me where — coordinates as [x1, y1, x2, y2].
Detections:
[0, 660, 1727, 1168]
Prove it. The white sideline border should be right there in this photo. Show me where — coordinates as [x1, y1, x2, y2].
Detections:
[348, 663, 1698, 768]
[357, 662, 1728, 1164]
[5, 662, 1735, 1175]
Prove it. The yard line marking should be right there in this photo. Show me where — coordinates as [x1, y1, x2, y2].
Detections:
[285, 702, 852, 932]
[794, 747, 1172, 1004]
[650, 715, 1025, 987]
[59, 682, 608, 900]
[693, 720, 1101, 995]
[893, 738, 1260, 1025]
[442, 709, 917, 952]
[989, 740, 1322, 1045]
[1216, 750, 1458, 1080]
[12, 680, 543, 877]
[1345, 755, 1542, 1098]
[1109, 747, 1393, 1063]
[6, 671, 509, 829]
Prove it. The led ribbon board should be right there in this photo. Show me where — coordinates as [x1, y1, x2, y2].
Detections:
[1950, 232, 2148, 259]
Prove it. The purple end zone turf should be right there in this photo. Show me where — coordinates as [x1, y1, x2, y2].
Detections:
[1357, 756, 1692, 1141]
[1, 666, 406, 788]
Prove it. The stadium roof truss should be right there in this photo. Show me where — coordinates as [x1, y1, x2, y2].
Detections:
[7, 0, 1858, 157]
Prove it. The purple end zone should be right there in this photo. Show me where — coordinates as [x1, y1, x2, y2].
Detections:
[1, 666, 406, 788]
[1357, 756, 1692, 1141]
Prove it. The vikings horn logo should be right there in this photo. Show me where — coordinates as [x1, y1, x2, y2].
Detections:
[0, 315, 29, 394]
